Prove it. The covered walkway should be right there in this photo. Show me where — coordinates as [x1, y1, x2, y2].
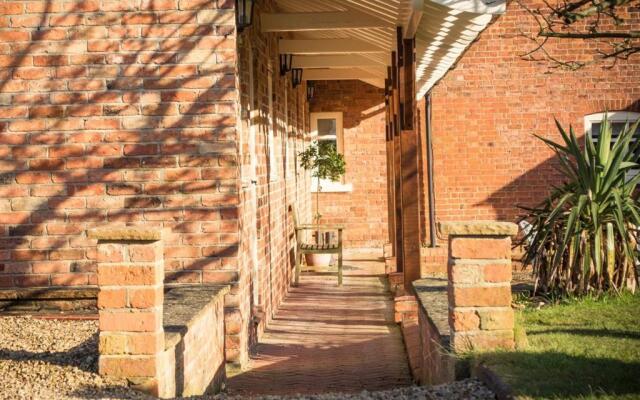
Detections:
[226, 251, 412, 396]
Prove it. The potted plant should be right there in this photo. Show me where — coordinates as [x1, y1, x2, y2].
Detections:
[298, 141, 346, 266]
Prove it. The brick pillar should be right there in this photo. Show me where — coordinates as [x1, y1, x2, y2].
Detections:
[88, 227, 167, 397]
[439, 222, 517, 352]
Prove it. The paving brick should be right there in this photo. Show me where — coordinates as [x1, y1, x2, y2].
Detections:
[226, 254, 412, 396]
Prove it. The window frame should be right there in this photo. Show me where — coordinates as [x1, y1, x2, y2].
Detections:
[584, 111, 640, 179]
[584, 111, 640, 138]
[309, 112, 352, 193]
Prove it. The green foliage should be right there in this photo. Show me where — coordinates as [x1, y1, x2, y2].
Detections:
[298, 141, 346, 182]
[299, 141, 346, 229]
[519, 115, 640, 296]
[478, 292, 640, 399]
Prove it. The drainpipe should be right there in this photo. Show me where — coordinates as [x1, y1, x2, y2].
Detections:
[425, 93, 437, 247]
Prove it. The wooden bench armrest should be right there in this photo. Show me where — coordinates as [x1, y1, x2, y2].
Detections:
[295, 224, 344, 231]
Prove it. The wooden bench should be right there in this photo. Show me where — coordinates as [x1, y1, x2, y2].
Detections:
[290, 206, 344, 286]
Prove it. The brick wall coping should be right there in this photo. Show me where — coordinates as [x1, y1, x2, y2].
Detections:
[412, 278, 450, 346]
[163, 285, 230, 350]
[87, 227, 164, 241]
[438, 221, 518, 237]
[0, 287, 97, 300]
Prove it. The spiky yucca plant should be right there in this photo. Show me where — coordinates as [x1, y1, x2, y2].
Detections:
[519, 115, 640, 295]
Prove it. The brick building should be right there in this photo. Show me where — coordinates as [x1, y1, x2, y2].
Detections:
[0, 0, 638, 376]
[309, 80, 388, 249]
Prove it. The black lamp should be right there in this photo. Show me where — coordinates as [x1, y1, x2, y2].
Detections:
[306, 81, 315, 101]
[291, 68, 303, 88]
[279, 54, 293, 76]
[235, 0, 254, 33]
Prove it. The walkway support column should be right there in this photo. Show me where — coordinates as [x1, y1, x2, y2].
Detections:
[439, 221, 517, 352]
[399, 34, 421, 290]
[384, 76, 396, 274]
[392, 51, 404, 276]
[384, 28, 421, 291]
[89, 227, 171, 398]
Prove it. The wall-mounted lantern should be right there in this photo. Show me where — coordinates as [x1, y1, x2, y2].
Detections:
[306, 82, 315, 101]
[292, 68, 303, 88]
[235, 0, 254, 33]
[280, 54, 293, 76]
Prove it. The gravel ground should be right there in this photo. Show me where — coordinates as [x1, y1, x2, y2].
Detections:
[0, 316, 149, 400]
[0, 316, 495, 400]
[210, 380, 496, 400]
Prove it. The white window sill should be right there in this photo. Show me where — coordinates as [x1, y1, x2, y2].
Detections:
[311, 179, 353, 193]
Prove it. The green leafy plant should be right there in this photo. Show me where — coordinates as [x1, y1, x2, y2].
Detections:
[519, 115, 640, 296]
[298, 141, 346, 240]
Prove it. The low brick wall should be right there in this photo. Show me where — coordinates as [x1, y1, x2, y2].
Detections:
[420, 246, 448, 276]
[394, 294, 418, 324]
[162, 286, 228, 397]
[441, 222, 517, 352]
[399, 221, 517, 386]
[0, 287, 97, 312]
[414, 278, 457, 384]
[90, 227, 228, 398]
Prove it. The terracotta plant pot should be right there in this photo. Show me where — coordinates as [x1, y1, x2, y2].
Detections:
[305, 253, 333, 267]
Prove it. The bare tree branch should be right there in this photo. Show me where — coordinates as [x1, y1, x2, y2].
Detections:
[554, 0, 633, 22]
[515, 0, 640, 69]
[540, 31, 640, 38]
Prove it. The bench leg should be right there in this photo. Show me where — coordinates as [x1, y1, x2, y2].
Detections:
[295, 247, 301, 287]
[338, 249, 343, 286]
[337, 229, 343, 286]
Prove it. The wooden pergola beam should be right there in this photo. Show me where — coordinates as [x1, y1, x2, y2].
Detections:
[302, 68, 383, 81]
[279, 39, 385, 55]
[359, 78, 386, 88]
[261, 11, 387, 32]
[403, 0, 424, 39]
[301, 68, 385, 88]
[292, 55, 389, 69]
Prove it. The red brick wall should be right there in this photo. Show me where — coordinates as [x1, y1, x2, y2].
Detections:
[174, 291, 226, 396]
[426, 1, 640, 238]
[0, 0, 312, 369]
[309, 80, 388, 248]
[0, 0, 241, 289]
[234, 0, 311, 364]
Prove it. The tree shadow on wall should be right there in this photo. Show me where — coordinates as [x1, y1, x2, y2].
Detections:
[0, 0, 245, 291]
[475, 100, 640, 222]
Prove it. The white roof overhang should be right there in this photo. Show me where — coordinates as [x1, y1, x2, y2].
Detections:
[263, 0, 505, 98]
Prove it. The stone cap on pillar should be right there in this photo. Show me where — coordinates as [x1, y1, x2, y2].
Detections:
[438, 221, 518, 237]
[87, 226, 166, 241]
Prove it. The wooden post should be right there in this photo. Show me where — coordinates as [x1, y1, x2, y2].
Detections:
[385, 74, 396, 264]
[398, 34, 421, 290]
[403, 38, 415, 130]
[392, 51, 404, 274]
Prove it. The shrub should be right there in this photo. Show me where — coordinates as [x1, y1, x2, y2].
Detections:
[519, 115, 640, 295]
[298, 140, 346, 225]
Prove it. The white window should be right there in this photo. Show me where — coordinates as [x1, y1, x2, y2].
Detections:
[585, 111, 640, 177]
[310, 112, 352, 193]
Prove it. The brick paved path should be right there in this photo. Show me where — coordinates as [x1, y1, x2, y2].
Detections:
[226, 251, 412, 396]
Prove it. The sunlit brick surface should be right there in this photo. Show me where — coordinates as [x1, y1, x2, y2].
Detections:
[226, 252, 412, 395]
[309, 81, 388, 249]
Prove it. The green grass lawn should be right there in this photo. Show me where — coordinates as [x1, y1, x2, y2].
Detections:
[477, 292, 640, 399]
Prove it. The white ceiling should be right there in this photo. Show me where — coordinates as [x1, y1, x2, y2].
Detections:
[262, 0, 505, 98]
